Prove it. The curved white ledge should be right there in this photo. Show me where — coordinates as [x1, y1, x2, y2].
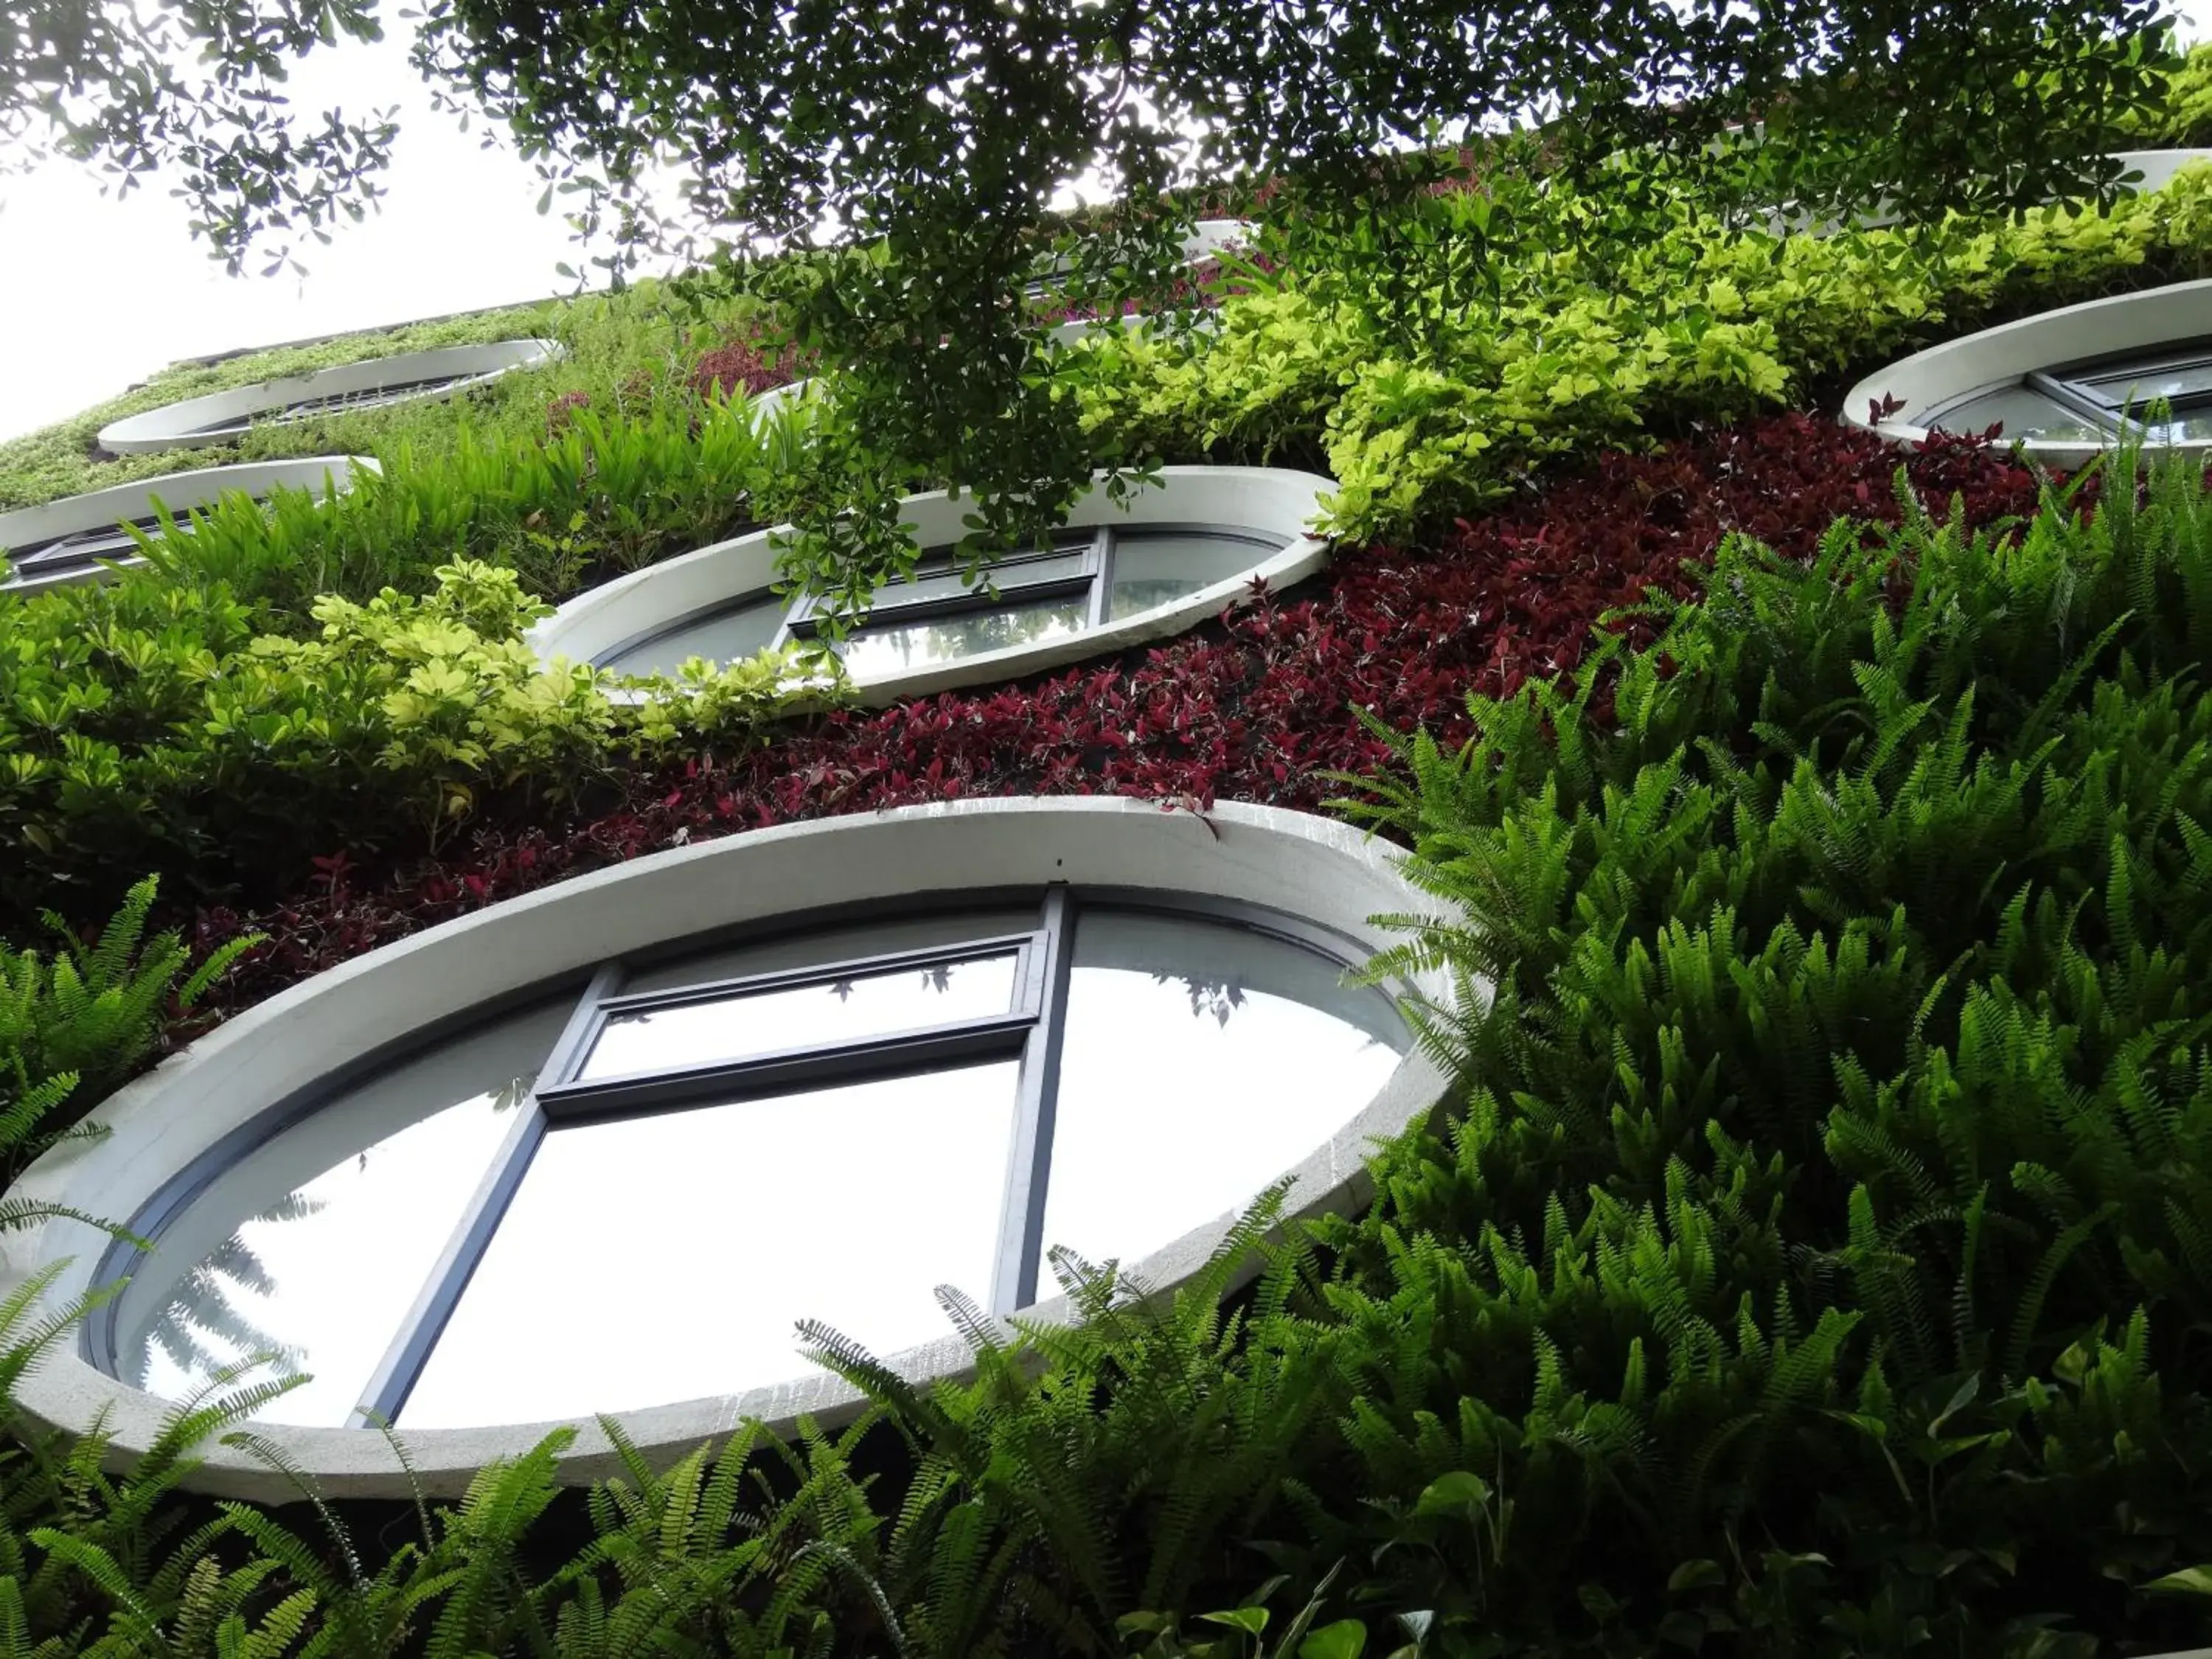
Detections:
[748, 377, 818, 424]
[1049, 310, 1223, 349]
[530, 466, 1335, 707]
[2108, 148, 2212, 196]
[1841, 279, 2212, 468]
[0, 458, 375, 594]
[1183, 218, 1255, 263]
[0, 797, 1450, 1499]
[97, 340, 564, 456]
[1764, 148, 2212, 237]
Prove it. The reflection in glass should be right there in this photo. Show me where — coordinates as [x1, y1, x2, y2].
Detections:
[835, 596, 1088, 677]
[602, 594, 785, 679]
[580, 950, 1022, 1080]
[398, 1061, 1020, 1426]
[872, 548, 1091, 610]
[1039, 911, 1406, 1276]
[624, 910, 1039, 998]
[1106, 532, 1280, 621]
[1927, 384, 2102, 444]
[116, 1001, 567, 1425]
[2079, 352, 2212, 406]
[2135, 409, 2212, 444]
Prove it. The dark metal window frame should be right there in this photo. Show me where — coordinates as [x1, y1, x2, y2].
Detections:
[179, 369, 495, 441]
[1927, 334, 2212, 442]
[85, 883, 1402, 1430]
[599, 521, 1290, 675]
[5, 511, 198, 582]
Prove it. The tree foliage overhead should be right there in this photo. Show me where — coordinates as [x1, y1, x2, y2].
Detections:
[399, 0, 2177, 565]
[0, 0, 2185, 576]
[3, 0, 398, 271]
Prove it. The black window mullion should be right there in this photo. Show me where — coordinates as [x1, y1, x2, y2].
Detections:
[536, 1014, 1039, 1123]
[588, 933, 1041, 1022]
[347, 961, 623, 1428]
[1084, 527, 1114, 631]
[2030, 370, 2132, 435]
[992, 885, 1077, 1314]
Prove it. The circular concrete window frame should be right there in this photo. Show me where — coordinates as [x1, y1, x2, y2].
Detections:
[1840, 277, 2212, 470]
[97, 340, 565, 456]
[530, 465, 1336, 707]
[1762, 148, 2212, 236]
[0, 457, 376, 595]
[0, 796, 1450, 1500]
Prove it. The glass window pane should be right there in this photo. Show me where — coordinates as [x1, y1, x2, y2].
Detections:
[579, 949, 1023, 1081]
[2078, 352, 2212, 406]
[624, 909, 1039, 998]
[1106, 532, 1283, 621]
[1925, 383, 2102, 444]
[602, 595, 785, 678]
[114, 999, 571, 1426]
[397, 1062, 1020, 1426]
[2132, 409, 2212, 445]
[835, 594, 1088, 678]
[1038, 912, 1408, 1279]
[876, 548, 1091, 611]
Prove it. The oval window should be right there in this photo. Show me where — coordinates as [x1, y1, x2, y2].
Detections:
[532, 467, 1335, 705]
[108, 892, 1406, 1430]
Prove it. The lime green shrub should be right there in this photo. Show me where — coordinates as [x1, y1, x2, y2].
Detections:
[0, 561, 832, 922]
[1071, 166, 2212, 541]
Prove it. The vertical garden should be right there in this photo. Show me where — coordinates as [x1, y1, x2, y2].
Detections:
[10, 43, 2212, 1658]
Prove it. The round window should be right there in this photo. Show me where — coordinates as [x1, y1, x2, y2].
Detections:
[114, 897, 1404, 1430]
[0, 459, 374, 594]
[1842, 278, 2212, 467]
[7, 799, 1446, 1495]
[531, 466, 1335, 706]
[96, 340, 564, 456]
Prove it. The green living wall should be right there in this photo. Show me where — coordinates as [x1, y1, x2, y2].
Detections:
[7, 79, 2212, 1658]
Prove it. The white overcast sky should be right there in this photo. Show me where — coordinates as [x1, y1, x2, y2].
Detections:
[2, 8, 2209, 445]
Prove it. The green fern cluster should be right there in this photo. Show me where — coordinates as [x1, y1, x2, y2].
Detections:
[0, 879, 257, 1220]
[29, 456, 2212, 1655]
[1305, 444, 2212, 1651]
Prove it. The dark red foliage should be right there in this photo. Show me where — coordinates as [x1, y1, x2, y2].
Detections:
[690, 334, 817, 400]
[195, 414, 2051, 1013]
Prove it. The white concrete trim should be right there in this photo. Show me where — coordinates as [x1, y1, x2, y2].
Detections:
[0, 458, 377, 594]
[1183, 218, 1256, 264]
[1840, 279, 2212, 469]
[748, 378, 818, 424]
[528, 466, 1336, 708]
[1767, 147, 2212, 237]
[97, 340, 565, 456]
[0, 796, 1450, 1500]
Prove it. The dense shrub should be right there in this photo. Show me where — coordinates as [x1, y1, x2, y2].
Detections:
[0, 561, 827, 926]
[0, 281, 785, 514]
[9, 446, 2212, 1658]
[187, 414, 2042, 1014]
[139, 387, 797, 617]
[1073, 164, 2212, 540]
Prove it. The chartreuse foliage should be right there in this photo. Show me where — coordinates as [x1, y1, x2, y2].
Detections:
[0, 560, 830, 922]
[10, 144, 2212, 636]
[1072, 161, 2212, 542]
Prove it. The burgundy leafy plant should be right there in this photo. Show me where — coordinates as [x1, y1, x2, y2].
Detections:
[195, 414, 2053, 1014]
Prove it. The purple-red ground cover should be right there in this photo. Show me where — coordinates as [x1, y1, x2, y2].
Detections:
[192, 413, 2053, 1015]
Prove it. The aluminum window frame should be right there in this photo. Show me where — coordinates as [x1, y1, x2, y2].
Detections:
[85, 880, 1403, 1432]
[1920, 335, 2212, 443]
[600, 521, 1290, 675]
